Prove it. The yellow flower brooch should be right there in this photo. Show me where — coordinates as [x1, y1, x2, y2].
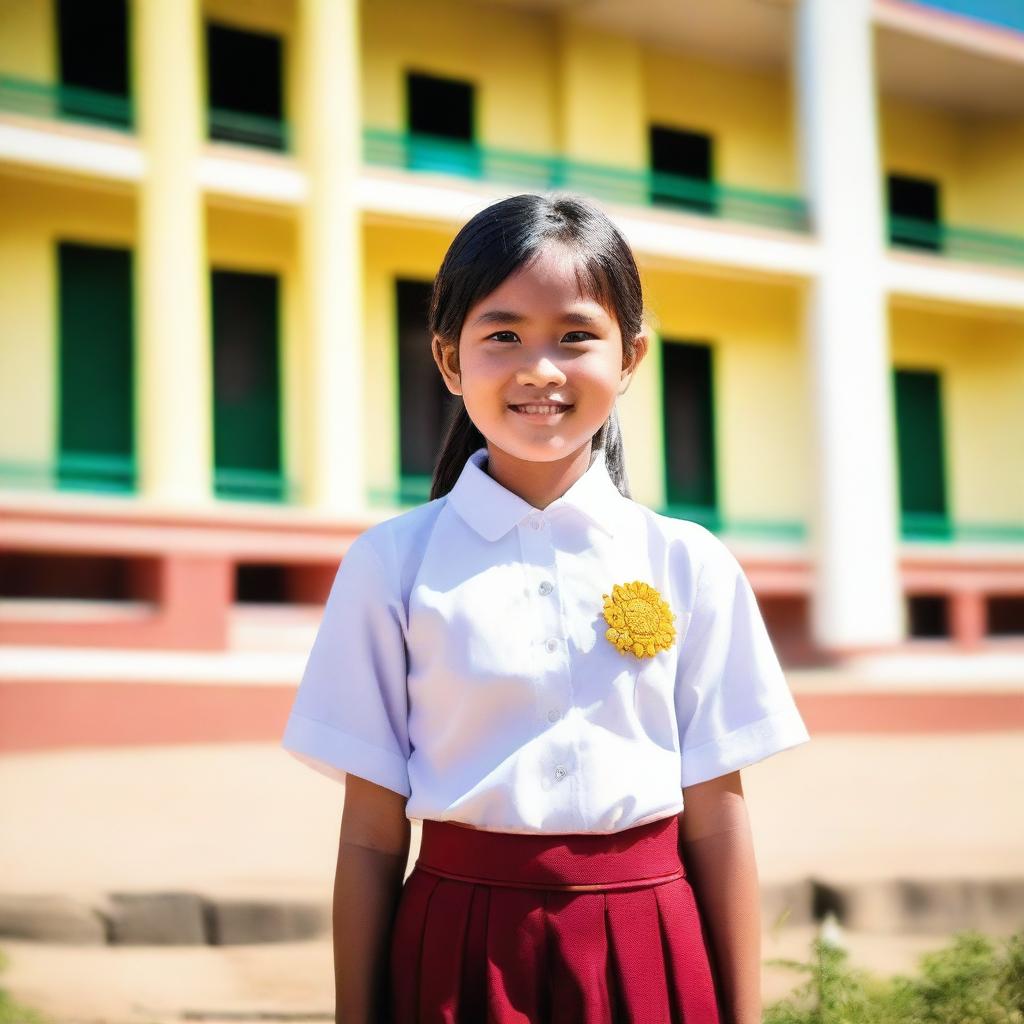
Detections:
[601, 580, 677, 659]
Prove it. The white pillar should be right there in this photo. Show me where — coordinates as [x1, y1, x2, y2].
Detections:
[794, 0, 904, 652]
[134, 0, 211, 505]
[297, 0, 365, 513]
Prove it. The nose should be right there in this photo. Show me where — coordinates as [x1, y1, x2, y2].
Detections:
[516, 350, 567, 387]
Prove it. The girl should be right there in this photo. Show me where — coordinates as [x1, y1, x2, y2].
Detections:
[282, 192, 811, 1023]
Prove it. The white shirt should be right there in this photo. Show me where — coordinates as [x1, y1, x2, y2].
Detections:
[282, 444, 810, 834]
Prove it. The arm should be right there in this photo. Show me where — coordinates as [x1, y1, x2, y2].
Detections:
[679, 770, 761, 1024]
[333, 774, 411, 1024]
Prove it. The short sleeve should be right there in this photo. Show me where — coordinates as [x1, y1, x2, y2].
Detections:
[676, 529, 810, 789]
[281, 531, 411, 797]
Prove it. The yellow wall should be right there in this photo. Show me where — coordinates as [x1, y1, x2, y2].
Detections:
[645, 48, 798, 193]
[0, 175, 135, 469]
[361, 0, 560, 157]
[890, 303, 1024, 525]
[881, 97, 1024, 235]
[0, 0, 53, 79]
[640, 268, 808, 524]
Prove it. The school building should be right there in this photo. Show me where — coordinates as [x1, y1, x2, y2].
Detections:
[1, 0, 1023, 752]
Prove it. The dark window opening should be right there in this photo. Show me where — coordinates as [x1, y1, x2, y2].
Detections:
[987, 596, 1024, 636]
[907, 594, 950, 638]
[894, 368, 948, 538]
[662, 339, 718, 527]
[211, 269, 284, 502]
[649, 126, 716, 215]
[57, 241, 135, 493]
[1, 552, 157, 602]
[56, 0, 131, 128]
[235, 564, 288, 604]
[405, 71, 480, 176]
[887, 174, 942, 252]
[206, 22, 286, 150]
[234, 563, 337, 605]
[396, 278, 455, 502]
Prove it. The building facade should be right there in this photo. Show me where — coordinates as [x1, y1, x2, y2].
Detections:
[1, 0, 1023, 748]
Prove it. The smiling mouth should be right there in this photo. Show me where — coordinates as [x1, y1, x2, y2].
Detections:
[509, 404, 574, 416]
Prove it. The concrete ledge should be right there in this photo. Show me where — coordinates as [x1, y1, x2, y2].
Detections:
[1, 878, 1021, 945]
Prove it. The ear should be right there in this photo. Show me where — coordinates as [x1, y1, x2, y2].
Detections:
[618, 328, 650, 396]
[432, 335, 462, 396]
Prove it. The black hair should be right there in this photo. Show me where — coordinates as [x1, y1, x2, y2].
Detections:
[427, 191, 647, 501]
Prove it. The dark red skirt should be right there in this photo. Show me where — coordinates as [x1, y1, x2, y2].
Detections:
[388, 812, 722, 1023]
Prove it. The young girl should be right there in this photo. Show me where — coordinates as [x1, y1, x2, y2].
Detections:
[282, 192, 811, 1024]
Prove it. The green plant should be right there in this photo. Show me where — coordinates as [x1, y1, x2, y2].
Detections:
[764, 928, 1024, 1024]
[0, 949, 51, 1024]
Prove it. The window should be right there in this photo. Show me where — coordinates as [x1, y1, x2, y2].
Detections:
[887, 174, 942, 252]
[57, 241, 135, 492]
[405, 71, 480, 176]
[662, 339, 718, 526]
[893, 368, 949, 537]
[206, 22, 286, 150]
[211, 270, 284, 501]
[649, 126, 716, 215]
[55, 0, 131, 128]
[396, 279, 455, 501]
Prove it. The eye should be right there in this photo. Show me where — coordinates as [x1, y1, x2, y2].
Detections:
[486, 331, 594, 343]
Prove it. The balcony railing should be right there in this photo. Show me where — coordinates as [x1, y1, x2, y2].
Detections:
[363, 128, 809, 233]
[0, 453, 136, 494]
[910, 0, 1024, 33]
[889, 215, 1024, 268]
[0, 75, 133, 131]
[901, 512, 1024, 543]
[207, 106, 290, 152]
[213, 467, 291, 503]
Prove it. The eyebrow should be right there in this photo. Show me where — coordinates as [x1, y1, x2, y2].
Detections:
[471, 309, 606, 328]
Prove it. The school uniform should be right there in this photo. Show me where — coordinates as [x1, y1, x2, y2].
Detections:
[282, 443, 811, 1023]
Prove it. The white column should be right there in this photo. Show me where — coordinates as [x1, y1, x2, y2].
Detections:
[134, 0, 211, 505]
[794, 0, 904, 651]
[296, 0, 365, 513]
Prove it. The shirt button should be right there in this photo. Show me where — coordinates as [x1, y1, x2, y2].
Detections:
[547, 708, 561, 723]
[545, 637, 559, 653]
[531, 518, 543, 530]
[538, 580, 553, 595]
[554, 765, 567, 780]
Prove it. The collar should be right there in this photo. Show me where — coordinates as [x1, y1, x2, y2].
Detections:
[447, 445, 628, 542]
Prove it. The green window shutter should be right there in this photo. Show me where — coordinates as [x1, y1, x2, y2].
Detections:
[211, 269, 283, 502]
[662, 339, 718, 526]
[894, 367, 949, 537]
[57, 241, 135, 492]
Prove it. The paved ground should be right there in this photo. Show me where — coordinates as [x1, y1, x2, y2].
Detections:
[2, 730, 1022, 1022]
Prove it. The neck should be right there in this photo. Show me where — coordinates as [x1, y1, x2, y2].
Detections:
[483, 442, 594, 510]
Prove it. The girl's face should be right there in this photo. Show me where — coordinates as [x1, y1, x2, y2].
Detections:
[433, 242, 648, 466]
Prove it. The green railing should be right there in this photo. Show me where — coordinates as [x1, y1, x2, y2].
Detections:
[889, 215, 1024, 268]
[0, 452, 136, 494]
[363, 128, 809, 232]
[213, 466, 291, 503]
[901, 512, 1024, 543]
[0, 75, 133, 131]
[368, 474, 434, 507]
[207, 106, 290, 152]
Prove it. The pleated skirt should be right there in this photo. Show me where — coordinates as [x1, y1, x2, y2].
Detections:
[388, 812, 722, 1023]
